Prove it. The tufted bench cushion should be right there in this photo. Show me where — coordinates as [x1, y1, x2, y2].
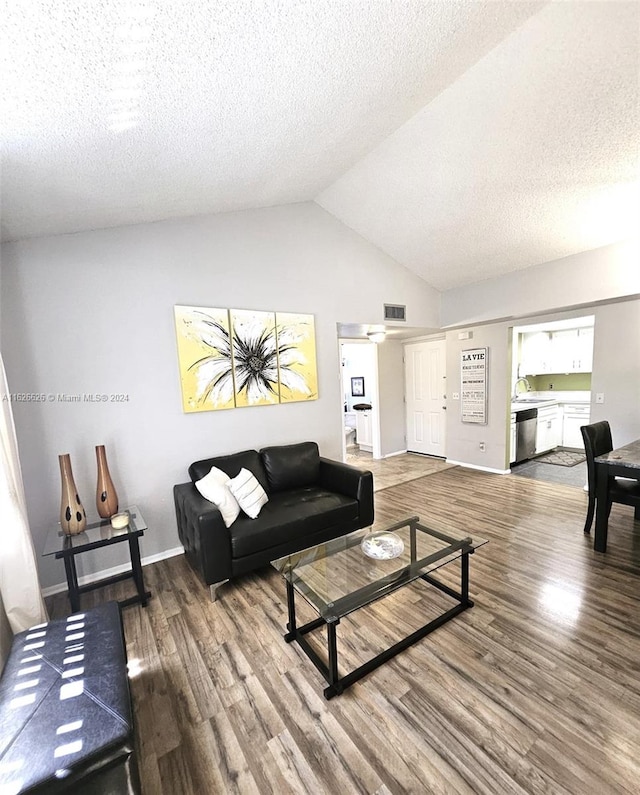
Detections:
[0, 601, 140, 794]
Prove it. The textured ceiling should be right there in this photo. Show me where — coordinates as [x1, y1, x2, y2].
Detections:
[1, 1, 638, 292]
[318, 1, 640, 290]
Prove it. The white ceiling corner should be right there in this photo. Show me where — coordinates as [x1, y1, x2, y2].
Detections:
[1, 1, 638, 293]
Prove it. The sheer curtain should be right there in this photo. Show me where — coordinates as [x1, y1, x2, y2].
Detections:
[0, 356, 48, 633]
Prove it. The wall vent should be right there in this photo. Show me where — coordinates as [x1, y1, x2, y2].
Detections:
[383, 303, 406, 321]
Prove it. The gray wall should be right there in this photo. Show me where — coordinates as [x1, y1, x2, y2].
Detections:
[0, 595, 12, 674]
[0, 202, 440, 590]
[589, 299, 640, 444]
[440, 240, 640, 470]
[445, 324, 511, 471]
[442, 299, 640, 471]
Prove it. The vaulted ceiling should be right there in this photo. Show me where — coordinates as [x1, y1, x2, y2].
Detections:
[1, 1, 638, 291]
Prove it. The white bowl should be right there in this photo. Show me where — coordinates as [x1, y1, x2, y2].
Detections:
[110, 512, 129, 530]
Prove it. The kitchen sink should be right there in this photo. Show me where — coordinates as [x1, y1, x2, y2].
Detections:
[513, 398, 554, 403]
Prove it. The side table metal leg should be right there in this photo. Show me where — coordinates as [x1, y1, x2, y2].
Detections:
[128, 536, 150, 606]
[64, 556, 81, 613]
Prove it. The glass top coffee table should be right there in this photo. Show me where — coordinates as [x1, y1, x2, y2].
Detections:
[272, 515, 487, 699]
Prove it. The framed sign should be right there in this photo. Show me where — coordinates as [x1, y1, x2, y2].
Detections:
[351, 376, 365, 397]
[461, 347, 488, 424]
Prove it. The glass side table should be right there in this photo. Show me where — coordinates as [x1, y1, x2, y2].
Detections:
[43, 505, 152, 612]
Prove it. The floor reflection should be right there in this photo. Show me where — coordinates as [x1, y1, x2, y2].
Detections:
[346, 450, 455, 492]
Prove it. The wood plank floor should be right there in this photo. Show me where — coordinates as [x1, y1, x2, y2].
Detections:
[47, 467, 640, 794]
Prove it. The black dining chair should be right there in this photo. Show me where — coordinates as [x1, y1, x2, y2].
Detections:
[580, 421, 640, 534]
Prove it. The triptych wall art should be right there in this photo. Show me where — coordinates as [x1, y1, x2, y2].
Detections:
[174, 305, 318, 413]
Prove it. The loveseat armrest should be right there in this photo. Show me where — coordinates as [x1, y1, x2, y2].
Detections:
[174, 482, 232, 586]
[318, 457, 374, 526]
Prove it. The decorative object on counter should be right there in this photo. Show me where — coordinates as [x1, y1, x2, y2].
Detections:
[351, 376, 364, 396]
[59, 453, 86, 535]
[110, 511, 129, 530]
[361, 530, 405, 560]
[96, 444, 119, 518]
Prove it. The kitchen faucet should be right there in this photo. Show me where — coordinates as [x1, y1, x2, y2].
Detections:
[512, 377, 531, 400]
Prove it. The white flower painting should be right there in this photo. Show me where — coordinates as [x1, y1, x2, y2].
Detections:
[174, 305, 318, 413]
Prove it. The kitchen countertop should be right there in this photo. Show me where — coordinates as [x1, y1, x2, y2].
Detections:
[510, 398, 558, 413]
[510, 391, 591, 414]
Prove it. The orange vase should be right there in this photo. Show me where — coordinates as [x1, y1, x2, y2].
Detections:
[59, 454, 87, 535]
[96, 444, 119, 518]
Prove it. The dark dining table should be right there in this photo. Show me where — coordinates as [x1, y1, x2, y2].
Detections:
[594, 439, 640, 552]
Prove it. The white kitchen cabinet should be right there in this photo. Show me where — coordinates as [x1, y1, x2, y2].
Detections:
[510, 413, 516, 464]
[562, 403, 590, 448]
[535, 405, 561, 454]
[520, 327, 594, 375]
[520, 331, 552, 375]
[355, 410, 372, 452]
[550, 328, 593, 373]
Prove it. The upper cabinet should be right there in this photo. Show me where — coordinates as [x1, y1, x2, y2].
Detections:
[520, 331, 551, 375]
[550, 327, 593, 373]
[520, 327, 593, 375]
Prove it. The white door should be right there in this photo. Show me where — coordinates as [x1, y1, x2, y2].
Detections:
[404, 339, 447, 457]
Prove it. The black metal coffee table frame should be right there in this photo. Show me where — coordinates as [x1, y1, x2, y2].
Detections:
[280, 517, 477, 700]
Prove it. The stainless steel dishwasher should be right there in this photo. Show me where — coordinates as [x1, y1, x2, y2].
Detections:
[515, 407, 538, 463]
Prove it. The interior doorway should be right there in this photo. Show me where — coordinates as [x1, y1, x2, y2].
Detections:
[339, 340, 380, 461]
[404, 338, 447, 457]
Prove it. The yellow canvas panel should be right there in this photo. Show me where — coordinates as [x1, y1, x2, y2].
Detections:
[230, 309, 280, 407]
[174, 305, 236, 413]
[276, 312, 318, 403]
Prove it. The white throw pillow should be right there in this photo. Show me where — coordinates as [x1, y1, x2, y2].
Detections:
[228, 468, 268, 519]
[194, 466, 241, 528]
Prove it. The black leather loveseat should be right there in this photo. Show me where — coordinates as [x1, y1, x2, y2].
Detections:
[174, 441, 374, 599]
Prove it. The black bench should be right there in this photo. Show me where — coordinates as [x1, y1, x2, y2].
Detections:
[0, 601, 140, 794]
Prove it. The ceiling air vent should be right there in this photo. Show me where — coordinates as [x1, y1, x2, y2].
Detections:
[383, 304, 406, 322]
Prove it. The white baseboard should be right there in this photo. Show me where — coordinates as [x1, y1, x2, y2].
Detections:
[446, 459, 510, 475]
[382, 449, 407, 458]
[41, 545, 185, 598]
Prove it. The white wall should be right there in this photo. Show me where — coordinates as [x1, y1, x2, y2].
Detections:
[341, 342, 375, 411]
[0, 202, 440, 590]
[376, 339, 406, 456]
[441, 239, 639, 328]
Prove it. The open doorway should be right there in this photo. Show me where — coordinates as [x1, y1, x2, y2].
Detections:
[509, 315, 593, 487]
[339, 340, 380, 461]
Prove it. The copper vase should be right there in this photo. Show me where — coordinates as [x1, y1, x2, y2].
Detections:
[96, 444, 119, 518]
[59, 454, 87, 535]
